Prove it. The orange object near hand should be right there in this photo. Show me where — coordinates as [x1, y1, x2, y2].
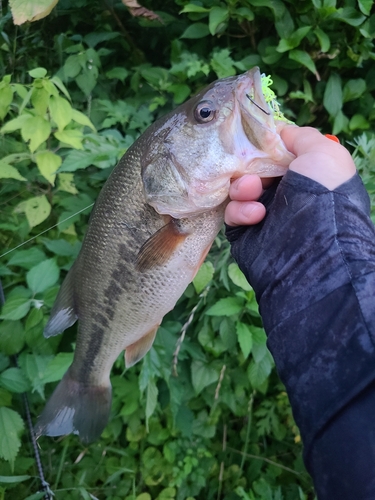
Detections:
[325, 134, 340, 143]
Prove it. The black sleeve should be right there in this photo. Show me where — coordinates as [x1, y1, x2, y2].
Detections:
[226, 170, 375, 500]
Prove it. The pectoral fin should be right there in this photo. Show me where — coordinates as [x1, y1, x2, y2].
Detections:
[136, 218, 189, 272]
[44, 266, 78, 338]
[125, 326, 159, 367]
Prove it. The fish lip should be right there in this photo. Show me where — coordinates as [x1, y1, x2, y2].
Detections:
[236, 67, 274, 130]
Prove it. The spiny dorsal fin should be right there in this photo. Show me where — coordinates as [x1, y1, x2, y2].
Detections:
[44, 266, 78, 338]
[125, 326, 159, 367]
[136, 218, 189, 272]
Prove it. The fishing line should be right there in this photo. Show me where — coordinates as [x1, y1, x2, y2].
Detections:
[19, 375, 55, 500]
[0, 203, 94, 260]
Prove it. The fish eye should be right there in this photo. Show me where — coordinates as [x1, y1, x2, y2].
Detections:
[194, 101, 215, 123]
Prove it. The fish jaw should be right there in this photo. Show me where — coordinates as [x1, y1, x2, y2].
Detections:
[233, 67, 295, 173]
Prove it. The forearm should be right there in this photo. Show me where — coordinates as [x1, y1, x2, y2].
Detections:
[226, 170, 375, 498]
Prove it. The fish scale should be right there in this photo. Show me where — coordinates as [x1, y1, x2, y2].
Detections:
[35, 67, 295, 443]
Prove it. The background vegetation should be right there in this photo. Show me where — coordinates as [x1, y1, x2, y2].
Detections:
[0, 0, 374, 499]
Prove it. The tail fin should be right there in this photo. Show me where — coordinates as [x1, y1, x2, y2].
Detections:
[35, 369, 112, 443]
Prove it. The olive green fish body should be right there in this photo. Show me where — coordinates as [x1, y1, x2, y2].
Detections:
[35, 68, 295, 442]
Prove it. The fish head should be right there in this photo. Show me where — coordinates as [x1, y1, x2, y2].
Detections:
[141, 67, 295, 218]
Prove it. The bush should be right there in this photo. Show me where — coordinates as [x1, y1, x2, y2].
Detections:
[0, 0, 374, 498]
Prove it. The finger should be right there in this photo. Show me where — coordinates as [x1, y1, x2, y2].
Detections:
[280, 126, 356, 190]
[225, 200, 266, 227]
[229, 174, 263, 202]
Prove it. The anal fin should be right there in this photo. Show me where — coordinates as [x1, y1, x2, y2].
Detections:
[136, 218, 189, 272]
[125, 326, 159, 367]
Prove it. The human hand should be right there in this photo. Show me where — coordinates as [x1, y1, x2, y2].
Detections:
[225, 126, 357, 227]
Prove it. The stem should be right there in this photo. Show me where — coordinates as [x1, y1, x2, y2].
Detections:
[54, 439, 69, 490]
[240, 392, 254, 471]
[13, 355, 54, 500]
[229, 446, 300, 476]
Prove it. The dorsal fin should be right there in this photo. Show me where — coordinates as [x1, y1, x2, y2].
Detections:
[44, 266, 78, 338]
[125, 326, 159, 367]
[136, 218, 189, 272]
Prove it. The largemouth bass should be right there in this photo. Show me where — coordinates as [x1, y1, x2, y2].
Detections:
[35, 67, 294, 443]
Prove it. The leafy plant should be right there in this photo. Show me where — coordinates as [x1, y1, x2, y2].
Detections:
[0, 0, 374, 498]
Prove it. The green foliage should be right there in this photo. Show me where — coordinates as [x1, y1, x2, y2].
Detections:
[0, 0, 374, 498]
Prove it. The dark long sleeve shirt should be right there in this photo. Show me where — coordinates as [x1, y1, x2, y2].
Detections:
[226, 170, 375, 499]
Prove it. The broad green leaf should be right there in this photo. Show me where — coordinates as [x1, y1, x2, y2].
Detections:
[41, 78, 59, 97]
[228, 263, 251, 291]
[54, 129, 83, 149]
[106, 67, 129, 82]
[9, 0, 58, 25]
[358, 0, 373, 15]
[31, 86, 49, 115]
[0, 355, 10, 372]
[29, 67, 47, 78]
[236, 322, 253, 359]
[41, 352, 74, 383]
[0, 161, 26, 181]
[0, 320, 25, 355]
[76, 66, 99, 96]
[193, 261, 214, 294]
[0, 388, 12, 407]
[323, 73, 342, 116]
[21, 115, 51, 152]
[50, 75, 71, 100]
[71, 109, 96, 131]
[25, 307, 44, 331]
[0, 84, 14, 120]
[342, 78, 366, 102]
[14, 195, 51, 228]
[0, 368, 30, 393]
[145, 378, 158, 431]
[349, 114, 370, 131]
[63, 55, 82, 79]
[180, 4, 210, 13]
[8, 248, 46, 269]
[42, 238, 80, 257]
[35, 150, 62, 185]
[314, 27, 330, 52]
[248, 354, 273, 389]
[22, 492, 49, 500]
[211, 48, 236, 78]
[335, 7, 366, 26]
[208, 7, 229, 36]
[289, 50, 317, 74]
[1, 113, 31, 134]
[191, 360, 219, 395]
[26, 258, 60, 294]
[0, 407, 24, 469]
[83, 31, 119, 48]
[276, 26, 311, 52]
[206, 297, 243, 316]
[180, 23, 210, 39]
[0, 295, 32, 320]
[275, 7, 295, 39]
[49, 94, 72, 131]
[168, 83, 191, 104]
[0, 475, 31, 483]
[18, 353, 52, 397]
[192, 410, 216, 437]
[58, 173, 79, 194]
[235, 7, 254, 21]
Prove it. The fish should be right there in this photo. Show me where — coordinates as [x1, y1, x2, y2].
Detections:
[34, 67, 295, 443]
